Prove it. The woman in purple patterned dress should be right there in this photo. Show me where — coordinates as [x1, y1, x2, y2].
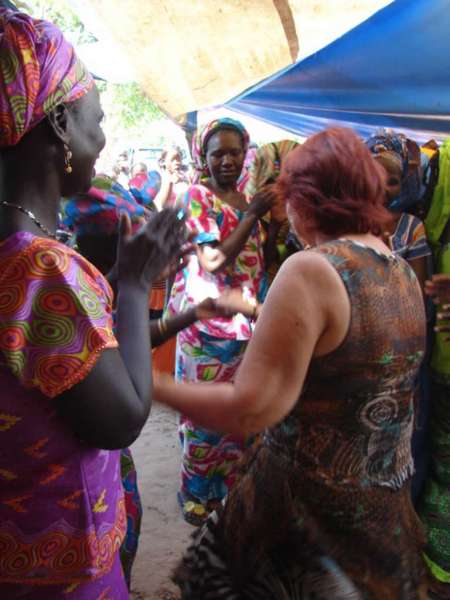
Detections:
[0, 9, 186, 599]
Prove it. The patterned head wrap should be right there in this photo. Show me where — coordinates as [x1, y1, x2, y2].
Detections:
[191, 117, 250, 183]
[0, 9, 93, 148]
[366, 128, 423, 211]
[62, 175, 145, 236]
[243, 140, 299, 197]
[129, 170, 161, 208]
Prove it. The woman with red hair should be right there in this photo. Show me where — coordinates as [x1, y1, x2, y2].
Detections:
[155, 127, 428, 598]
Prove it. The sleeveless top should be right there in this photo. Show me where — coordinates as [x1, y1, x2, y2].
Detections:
[265, 240, 426, 490]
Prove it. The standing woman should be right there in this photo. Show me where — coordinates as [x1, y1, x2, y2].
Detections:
[154, 146, 189, 209]
[0, 9, 185, 599]
[167, 118, 272, 524]
[156, 128, 427, 599]
[244, 140, 300, 284]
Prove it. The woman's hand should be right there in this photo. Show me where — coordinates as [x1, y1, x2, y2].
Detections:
[117, 208, 187, 290]
[247, 187, 276, 219]
[195, 290, 259, 320]
[270, 194, 287, 224]
[435, 308, 450, 341]
[425, 274, 450, 304]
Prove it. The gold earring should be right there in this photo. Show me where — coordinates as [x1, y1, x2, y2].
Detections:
[64, 143, 73, 174]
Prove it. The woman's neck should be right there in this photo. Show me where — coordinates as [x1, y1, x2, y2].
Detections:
[205, 179, 247, 211]
[0, 169, 61, 241]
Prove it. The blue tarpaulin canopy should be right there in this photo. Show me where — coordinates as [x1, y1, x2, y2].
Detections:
[226, 0, 450, 140]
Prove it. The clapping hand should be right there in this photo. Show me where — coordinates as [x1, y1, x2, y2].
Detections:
[117, 208, 188, 290]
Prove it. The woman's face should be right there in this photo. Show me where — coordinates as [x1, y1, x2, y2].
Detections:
[62, 86, 106, 196]
[384, 169, 402, 203]
[166, 150, 182, 173]
[205, 130, 245, 188]
[374, 155, 402, 205]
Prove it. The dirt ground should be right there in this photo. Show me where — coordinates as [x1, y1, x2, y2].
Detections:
[130, 404, 192, 600]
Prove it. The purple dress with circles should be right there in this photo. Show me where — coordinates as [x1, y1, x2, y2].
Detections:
[0, 232, 128, 598]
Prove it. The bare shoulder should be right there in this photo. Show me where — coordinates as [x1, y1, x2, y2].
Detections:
[274, 249, 345, 294]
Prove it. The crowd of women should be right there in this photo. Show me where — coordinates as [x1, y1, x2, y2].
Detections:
[1, 7, 450, 600]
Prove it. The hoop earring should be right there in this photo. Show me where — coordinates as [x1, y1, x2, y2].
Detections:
[64, 143, 73, 174]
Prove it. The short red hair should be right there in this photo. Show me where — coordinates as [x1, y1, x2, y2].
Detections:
[277, 127, 390, 237]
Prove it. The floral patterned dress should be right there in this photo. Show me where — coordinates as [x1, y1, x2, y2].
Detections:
[167, 184, 267, 520]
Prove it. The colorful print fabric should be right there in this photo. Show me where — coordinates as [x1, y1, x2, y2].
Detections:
[243, 140, 300, 283]
[176, 326, 248, 504]
[243, 140, 299, 197]
[128, 171, 161, 208]
[0, 9, 93, 148]
[167, 184, 267, 341]
[387, 212, 431, 261]
[0, 232, 126, 587]
[119, 448, 142, 590]
[0, 552, 129, 599]
[63, 175, 145, 236]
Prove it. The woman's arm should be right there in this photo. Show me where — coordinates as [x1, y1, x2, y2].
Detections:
[154, 252, 350, 435]
[197, 189, 274, 274]
[408, 256, 428, 296]
[263, 220, 282, 269]
[58, 210, 187, 449]
[151, 292, 261, 347]
[154, 174, 173, 211]
[196, 211, 258, 273]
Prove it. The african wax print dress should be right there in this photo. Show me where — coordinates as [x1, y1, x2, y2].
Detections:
[173, 240, 427, 599]
[167, 184, 267, 521]
[0, 232, 128, 599]
[419, 141, 450, 596]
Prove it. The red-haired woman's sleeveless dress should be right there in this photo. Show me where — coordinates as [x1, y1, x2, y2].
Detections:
[173, 240, 428, 599]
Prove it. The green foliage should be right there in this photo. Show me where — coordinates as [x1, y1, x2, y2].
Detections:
[110, 83, 164, 129]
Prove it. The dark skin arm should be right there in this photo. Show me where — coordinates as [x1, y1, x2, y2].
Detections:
[263, 219, 283, 269]
[58, 209, 187, 449]
[151, 291, 261, 346]
[408, 256, 427, 297]
[196, 189, 273, 274]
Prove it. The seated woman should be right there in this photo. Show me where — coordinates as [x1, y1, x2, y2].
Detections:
[155, 127, 427, 598]
[0, 9, 186, 599]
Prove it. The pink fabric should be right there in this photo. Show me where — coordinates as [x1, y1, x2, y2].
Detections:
[0, 9, 93, 147]
[167, 184, 267, 341]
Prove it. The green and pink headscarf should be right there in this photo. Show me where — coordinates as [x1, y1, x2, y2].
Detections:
[0, 8, 93, 148]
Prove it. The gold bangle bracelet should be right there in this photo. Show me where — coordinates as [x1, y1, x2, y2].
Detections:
[157, 317, 168, 337]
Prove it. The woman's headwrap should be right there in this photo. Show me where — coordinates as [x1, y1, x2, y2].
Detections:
[366, 128, 423, 212]
[0, 9, 93, 148]
[243, 140, 299, 197]
[191, 117, 250, 183]
[62, 175, 145, 236]
[129, 170, 161, 208]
